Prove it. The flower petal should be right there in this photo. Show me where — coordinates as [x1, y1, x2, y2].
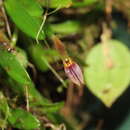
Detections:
[64, 62, 84, 86]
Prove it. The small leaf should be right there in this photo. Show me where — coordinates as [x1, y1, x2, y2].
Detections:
[84, 40, 130, 107]
[50, 21, 81, 35]
[4, 0, 45, 39]
[41, 0, 72, 8]
[40, 102, 64, 113]
[72, 0, 97, 7]
[8, 108, 40, 129]
[0, 92, 10, 129]
[28, 44, 60, 71]
[0, 92, 9, 113]
[0, 49, 31, 84]
[15, 47, 28, 68]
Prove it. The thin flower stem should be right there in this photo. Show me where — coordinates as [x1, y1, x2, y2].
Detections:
[48, 5, 61, 15]
[42, 57, 66, 87]
[51, 35, 68, 58]
[43, 39, 50, 49]
[36, 0, 61, 45]
[36, 0, 67, 87]
[36, 11, 47, 44]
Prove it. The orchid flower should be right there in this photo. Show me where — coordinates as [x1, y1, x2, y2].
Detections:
[52, 35, 84, 86]
[63, 57, 84, 86]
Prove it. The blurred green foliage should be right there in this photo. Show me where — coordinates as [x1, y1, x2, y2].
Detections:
[8, 108, 40, 129]
[0, 0, 130, 129]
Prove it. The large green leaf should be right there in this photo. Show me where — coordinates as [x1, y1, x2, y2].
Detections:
[84, 40, 130, 107]
[18, 0, 43, 17]
[4, 0, 45, 39]
[8, 108, 40, 129]
[0, 49, 31, 85]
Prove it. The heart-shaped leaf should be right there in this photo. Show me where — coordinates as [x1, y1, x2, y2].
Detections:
[84, 40, 130, 107]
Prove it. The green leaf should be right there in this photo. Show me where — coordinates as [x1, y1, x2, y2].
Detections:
[50, 21, 81, 35]
[0, 92, 9, 114]
[15, 47, 28, 68]
[0, 92, 10, 129]
[18, 0, 43, 17]
[0, 49, 31, 85]
[28, 44, 60, 71]
[41, 0, 72, 8]
[5, 76, 50, 106]
[72, 0, 97, 7]
[7, 78, 64, 113]
[39, 102, 64, 113]
[4, 0, 45, 39]
[84, 40, 130, 107]
[8, 108, 40, 129]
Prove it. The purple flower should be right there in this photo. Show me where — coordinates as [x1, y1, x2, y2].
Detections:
[63, 58, 84, 86]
